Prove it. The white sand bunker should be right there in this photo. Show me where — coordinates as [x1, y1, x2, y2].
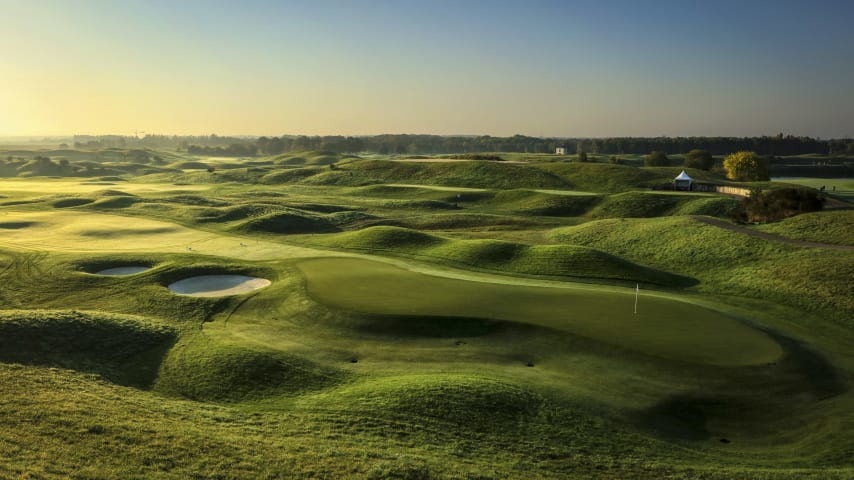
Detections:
[168, 275, 271, 297]
[96, 266, 151, 275]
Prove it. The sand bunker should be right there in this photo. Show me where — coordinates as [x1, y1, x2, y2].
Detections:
[168, 275, 271, 297]
[96, 266, 151, 275]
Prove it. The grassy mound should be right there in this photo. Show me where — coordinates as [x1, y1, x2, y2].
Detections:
[325, 210, 382, 228]
[487, 189, 602, 216]
[378, 199, 459, 210]
[531, 163, 665, 192]
[301, 159, 569, 189]
[309, 226, 693, 286]
[588, 192, 698, 218]
[236, 210, 339, 234]
[270, 151, 357, 166]
[168, 161, 210, 170]
[157, 335, 345, 401]
[0, 221, 39, 229]
[302, 374, 543, 429]
[671, 196, 740, 217]
[398, 213, 543, 230]
[550, 216, 854, 323]
[52, 197, 94, 208]
[0, 310, 175, 388]
[259, 167, 323, 184]
[90, 196, 144, 209]
[195, 203, 281, 223]
[755, 210, 854, 246]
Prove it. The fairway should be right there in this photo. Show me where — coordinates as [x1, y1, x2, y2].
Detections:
[0, 179, 210, 195]
[0, 209, 323, 259]
[297, 257, 782, 366]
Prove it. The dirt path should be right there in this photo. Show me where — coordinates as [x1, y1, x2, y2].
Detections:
[691, 216, 854, 251]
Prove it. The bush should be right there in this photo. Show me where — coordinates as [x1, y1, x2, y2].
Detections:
[731, 187, 824, 223]
[684, 149, 714, 170]
[644, 151, 670, 167]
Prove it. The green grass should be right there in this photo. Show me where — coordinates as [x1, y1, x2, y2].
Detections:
[296, 257, 780, 366]
[235, 210, 340, 234]
[754, 210, 854, 246]
[300, 159, 572, 189]
[0, 310, 175, 387]
[302, 226, 694, 286]
[550, 216, 854, 325]
[773, 177, 854, 202]
[156, 332, 346, 401]
[0, 154, 852, 479]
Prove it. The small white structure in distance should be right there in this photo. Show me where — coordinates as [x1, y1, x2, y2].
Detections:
[555, 147, 567, 155]
[674, 170, 694, 191]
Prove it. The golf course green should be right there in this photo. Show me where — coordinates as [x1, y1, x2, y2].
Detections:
[297, 257, 782, 366]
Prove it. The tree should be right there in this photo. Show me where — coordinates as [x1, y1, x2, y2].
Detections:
[732, 187, 823, 223]
[577, 150, 588, 162]
[684, 149, 714, 170]
[723, 151, 770, 181]
[644, 151, 669, 167]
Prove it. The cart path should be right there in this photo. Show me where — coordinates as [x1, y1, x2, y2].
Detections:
[692, 216, 854, 251]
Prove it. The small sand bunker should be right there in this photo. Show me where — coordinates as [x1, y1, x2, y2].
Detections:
[96, 266, 151, 275]
[168, 275, 271, 297]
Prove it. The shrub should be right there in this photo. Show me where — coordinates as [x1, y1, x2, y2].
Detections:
[644, 151, 670, 167]
[731, 187, 824, 223]
[684, 149, 714, 170]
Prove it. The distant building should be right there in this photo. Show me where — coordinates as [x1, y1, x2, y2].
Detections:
[673, 170, 694, 190]
[555, 147, 567, 155]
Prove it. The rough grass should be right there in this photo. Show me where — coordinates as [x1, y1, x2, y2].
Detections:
[486, 189, 602, 216]
[550, 216, 854, 325]
[755, 210, 854, 246]
[301, 374, 544, 430]
[1, 158, 853, 479]
[0, 310, 175, 387]
[300, 159, 571, 189]
[235, 210, 340, 234]
[156, 333, 346, 401]
[306, 226, 694, 286]
[589, 192, 708, 218]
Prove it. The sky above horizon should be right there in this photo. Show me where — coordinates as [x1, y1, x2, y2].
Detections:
[1, 0, 853, 138]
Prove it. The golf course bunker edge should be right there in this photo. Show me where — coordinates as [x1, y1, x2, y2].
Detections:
[95, 266, 152, 276]
[168, 275, 271, 297]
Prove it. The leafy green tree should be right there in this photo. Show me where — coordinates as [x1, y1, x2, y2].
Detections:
[684, 149, 714, 170]
[644, 151, 669, 167]
[577, 150, 588, 162]
[723, 151, 770, 181]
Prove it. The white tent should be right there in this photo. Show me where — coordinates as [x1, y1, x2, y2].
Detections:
[674, 170, 694, 190]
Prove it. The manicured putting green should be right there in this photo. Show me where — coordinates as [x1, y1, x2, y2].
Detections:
[297, 257, 782, 366]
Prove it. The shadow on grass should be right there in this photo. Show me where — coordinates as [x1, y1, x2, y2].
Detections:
[637, 328, 847, 442]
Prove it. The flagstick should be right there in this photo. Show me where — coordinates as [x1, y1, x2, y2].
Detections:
[634, 283, 639, 314]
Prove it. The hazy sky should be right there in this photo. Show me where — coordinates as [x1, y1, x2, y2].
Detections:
[1, 0, 853, 137]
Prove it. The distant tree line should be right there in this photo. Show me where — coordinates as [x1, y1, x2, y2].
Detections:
[186, 143, 259, 156]
[69, 133, 854, 157]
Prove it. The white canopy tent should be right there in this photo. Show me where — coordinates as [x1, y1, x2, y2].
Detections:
[674, 170, 694, 190]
